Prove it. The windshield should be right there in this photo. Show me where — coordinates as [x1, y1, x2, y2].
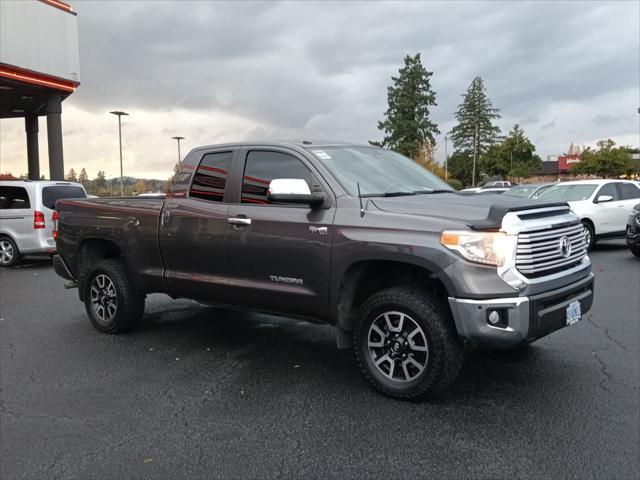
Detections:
[309, 146, 452, 196]
[504, 185, 538, 198]
[538, 184, 597, 201]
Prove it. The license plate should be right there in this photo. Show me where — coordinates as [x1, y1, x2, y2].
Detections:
[566, 300, 582, 326]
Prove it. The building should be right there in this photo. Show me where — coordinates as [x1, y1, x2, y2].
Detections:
[0, 0, 80, 180]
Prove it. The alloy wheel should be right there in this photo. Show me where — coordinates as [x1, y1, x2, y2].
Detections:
[0, 240, 14, 265]
[367, 311, 429, 383]
[90, 274, 118, 323]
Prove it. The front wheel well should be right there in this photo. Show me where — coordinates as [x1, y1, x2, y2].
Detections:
[336, 260, 450, 348]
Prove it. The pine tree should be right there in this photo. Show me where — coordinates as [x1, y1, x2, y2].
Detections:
[448, 76, 501, 185]
[66, 168, 78, 182]
[95, 170, 107, 188]
[78, 168, 89, 184]
[372, 53, 440, 159]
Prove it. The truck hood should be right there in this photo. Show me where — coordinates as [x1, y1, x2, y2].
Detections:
[371, 193, 568, 229]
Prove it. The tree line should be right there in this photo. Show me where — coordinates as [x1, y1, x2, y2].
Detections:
[373, 53, 638, 186]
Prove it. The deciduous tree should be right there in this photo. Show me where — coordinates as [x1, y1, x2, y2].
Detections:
[572, 139, 636, 178]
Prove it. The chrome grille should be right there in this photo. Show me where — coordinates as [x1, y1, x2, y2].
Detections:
[516, 222, 586, 276]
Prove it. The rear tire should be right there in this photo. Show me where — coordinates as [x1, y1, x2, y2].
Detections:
[582, 220, 595, 251]
[0, 237, 21, 267]
[353, 287, 463, 400]
[83, 259, 145, 333]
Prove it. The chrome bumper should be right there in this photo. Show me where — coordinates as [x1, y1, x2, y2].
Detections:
[448, 273, 595, 349]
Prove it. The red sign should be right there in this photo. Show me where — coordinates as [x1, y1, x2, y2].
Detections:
[558, 154, 581, 171]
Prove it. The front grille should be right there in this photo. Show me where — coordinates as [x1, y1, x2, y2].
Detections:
[516, 222, 587, 277]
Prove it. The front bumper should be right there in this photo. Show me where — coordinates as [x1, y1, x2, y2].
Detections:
[448, 273, 595, 349]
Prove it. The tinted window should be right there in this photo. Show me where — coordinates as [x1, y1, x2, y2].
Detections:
[618, 182, 640, 200]
[597, 183, 620, 201]
[504, 185, 538, 198]
[42, 186, 86, 210]
[0, 186, 31, 209]
[242, 151, 314, 205]
[190, 151, 233, 202]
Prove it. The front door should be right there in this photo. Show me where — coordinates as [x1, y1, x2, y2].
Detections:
[592, 182, 627, 234]
[225, 149, 334, 319]
[159, 150, 234, 301]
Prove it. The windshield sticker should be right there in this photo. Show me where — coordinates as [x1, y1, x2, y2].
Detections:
[312, 150, 332, 160]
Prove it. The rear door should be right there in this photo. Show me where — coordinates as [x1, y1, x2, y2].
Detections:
[0, 185, 33, 250]
[159, 149, 235, 301]
[225, 148, 335, 319]
[591, 182, 626, 234]
[617, 182, 640, 222]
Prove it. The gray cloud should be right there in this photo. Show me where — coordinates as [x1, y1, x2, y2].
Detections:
[2, 0, 635, 179]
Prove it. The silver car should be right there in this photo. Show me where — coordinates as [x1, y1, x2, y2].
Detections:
[0, 180, 87, 266]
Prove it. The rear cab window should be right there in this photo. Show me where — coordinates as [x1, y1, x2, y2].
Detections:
[41, 186, 86, 210]
[189, 151, 234, 202]
[0, 186, 31, 209]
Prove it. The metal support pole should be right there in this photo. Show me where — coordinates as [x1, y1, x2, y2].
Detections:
[472, 123, 478, 187]
[46, 93, 64, 180]
[25, 115, 40, 180]
[118, 115, 123, 196]
[444, 136, 448, 180]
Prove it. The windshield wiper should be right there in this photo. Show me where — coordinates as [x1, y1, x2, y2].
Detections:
[412, 189, 454, 195]
[360, 191, 417, 198]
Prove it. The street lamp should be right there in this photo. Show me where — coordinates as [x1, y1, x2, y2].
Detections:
[444, 136, 448, 180]
[172, 136, 185, 164]
[110, 110, 129, 196]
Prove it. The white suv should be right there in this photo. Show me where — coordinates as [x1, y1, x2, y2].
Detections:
[0, 180, 87, 266]
[538, 179, 640, 250]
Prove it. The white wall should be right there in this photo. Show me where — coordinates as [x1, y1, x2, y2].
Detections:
[0, 0, 80, 82]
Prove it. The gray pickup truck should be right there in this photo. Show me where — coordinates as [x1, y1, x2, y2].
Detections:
[53, 141, 594, 399]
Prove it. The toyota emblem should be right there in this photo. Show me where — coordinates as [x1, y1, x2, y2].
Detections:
[559, 236, 572, 258]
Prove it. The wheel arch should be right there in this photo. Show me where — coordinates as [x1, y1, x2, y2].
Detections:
[334, 259, 451, 349]
[76, 237, 124, 300]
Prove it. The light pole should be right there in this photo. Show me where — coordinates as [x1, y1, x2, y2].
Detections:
[444, 136, 448, 180]
[110, 111, 129, 196]
[172, 136, 185, 164]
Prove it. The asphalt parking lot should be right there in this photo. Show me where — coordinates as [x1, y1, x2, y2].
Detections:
[1, 242, 638, 480]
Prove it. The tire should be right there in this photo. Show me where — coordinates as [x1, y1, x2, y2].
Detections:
[0, 236, 21, 267]
[82, 259, 145, 333]
[353, 287, 464, 400]
[582, 220, 595, 251]
[630, 245, 640, 258]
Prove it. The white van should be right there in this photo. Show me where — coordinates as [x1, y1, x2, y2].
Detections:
[0, 180, 87, 266]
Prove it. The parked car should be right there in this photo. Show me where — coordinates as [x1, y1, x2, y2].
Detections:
[458, 187, 509, 195]
[626, 203, 640, 257]
[504, 183, 556, 199]
[0, 180, 87, 266]
[53, 141, 594, 400]
[538, 179, 640, 250]
[482, 181, 515, 188]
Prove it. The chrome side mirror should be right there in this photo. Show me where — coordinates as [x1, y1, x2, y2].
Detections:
[267, 179, 325, 207]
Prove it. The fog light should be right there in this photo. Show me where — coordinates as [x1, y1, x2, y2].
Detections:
[487, 309, 509, 328]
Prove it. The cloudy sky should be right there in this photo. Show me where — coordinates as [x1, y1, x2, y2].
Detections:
[1, 0, 638, 180]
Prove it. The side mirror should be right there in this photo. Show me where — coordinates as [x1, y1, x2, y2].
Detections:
[595, 195, 613, 203]
[267, 179, 325, 207]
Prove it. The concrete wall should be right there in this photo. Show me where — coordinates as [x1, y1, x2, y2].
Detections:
[0, 0, 80, 82]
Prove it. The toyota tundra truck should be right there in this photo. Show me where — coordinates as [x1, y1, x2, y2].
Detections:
[53, 141, 594, 399]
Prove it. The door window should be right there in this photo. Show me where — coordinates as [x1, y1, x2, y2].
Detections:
[0, 186, 30, 209]
[597, 183, 620, 201]
[241, 151, 315, 205]
[617, 182, 640, 200]
[190, 151, 233, 202]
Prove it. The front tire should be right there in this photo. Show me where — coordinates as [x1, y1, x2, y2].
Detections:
[582, 220, 595, 251]
[630, 245, 640, 258]
[0, 237, 21, 267]
[83, 259, 145, 333]
[353, 287, 463, 400]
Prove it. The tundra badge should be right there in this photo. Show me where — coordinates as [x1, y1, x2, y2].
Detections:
[309, 226, 328, 235]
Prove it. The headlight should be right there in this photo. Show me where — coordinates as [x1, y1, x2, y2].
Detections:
[441, 230, 517, 267]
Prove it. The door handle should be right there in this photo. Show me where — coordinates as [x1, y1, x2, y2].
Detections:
[228, 217, 252, 227]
